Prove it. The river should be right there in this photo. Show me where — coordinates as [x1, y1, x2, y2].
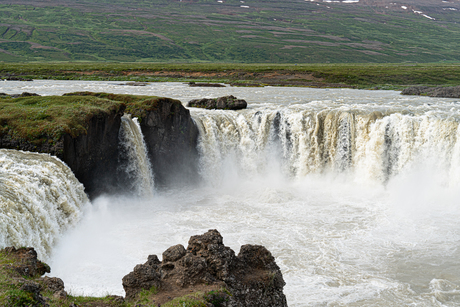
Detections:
[2, 80, 460, 306]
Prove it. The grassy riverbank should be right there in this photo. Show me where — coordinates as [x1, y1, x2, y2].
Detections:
[2, 62, 460, 89]
[0, 94, 124, 145]
[0, 93, 181, 147]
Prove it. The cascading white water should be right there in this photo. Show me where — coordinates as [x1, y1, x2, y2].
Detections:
[192, 102, 460, 188]
[118, 113, 155, 197]
[4, 81, 460, 306]
[0, 149, 89, 258]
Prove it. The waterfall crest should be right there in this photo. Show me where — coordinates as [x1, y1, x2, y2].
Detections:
[0, 149, 89, 258]
[118, 113, 155, 197]
[192, 103, 460, 187]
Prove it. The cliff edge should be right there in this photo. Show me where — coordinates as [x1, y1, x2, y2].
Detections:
[123, 229, 288, 307]
[0, 92, 200, 199]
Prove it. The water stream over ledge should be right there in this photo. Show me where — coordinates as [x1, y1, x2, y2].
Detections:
[2, 81, 460, 306]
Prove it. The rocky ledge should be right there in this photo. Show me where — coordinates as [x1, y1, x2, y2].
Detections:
[401, 86, 460, 98]
[187, 95, 247, 110]
[123, 229, 287, 306]
[0, 230, 287, 307]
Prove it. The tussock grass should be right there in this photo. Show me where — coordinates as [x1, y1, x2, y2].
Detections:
[0, 95, 124, 144]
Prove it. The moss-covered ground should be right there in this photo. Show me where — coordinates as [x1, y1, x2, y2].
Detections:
[0, 95, 124, 147]
[0, 93, 182, 147]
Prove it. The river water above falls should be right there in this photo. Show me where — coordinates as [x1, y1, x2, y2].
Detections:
[3, 81, 460, 306]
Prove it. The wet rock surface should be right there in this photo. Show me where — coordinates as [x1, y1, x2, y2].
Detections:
[187, 95, 248, 110]
[122, 229, 288, 307]
[61, 107, 125, 199]
[139, 98, 200, 188]
[188, 81, 226, 87]
[401, 85, 460, 98]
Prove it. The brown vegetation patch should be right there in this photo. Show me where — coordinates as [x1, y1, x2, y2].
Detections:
[103, 29, 173, 41]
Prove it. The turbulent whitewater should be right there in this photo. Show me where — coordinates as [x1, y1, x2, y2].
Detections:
[0, 149, 89, 258]
[193, 99, 460, 187]
[3, 81, 460, 306]
[118, 113, 155, 197]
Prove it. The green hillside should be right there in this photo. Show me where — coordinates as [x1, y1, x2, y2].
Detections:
[1, 0, 460, 63]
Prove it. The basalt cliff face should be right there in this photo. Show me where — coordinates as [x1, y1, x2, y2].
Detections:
[61, 107, 125, 199]
[139, 98, 199, 188]
[0, 92, 200, 199]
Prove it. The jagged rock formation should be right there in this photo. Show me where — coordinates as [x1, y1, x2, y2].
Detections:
[187, 95, 248, 110]
[3, 247, 56, 306]
[138, 98, 200, 188]
[0, 92, 201, 198]
[401, 86, 460, 98]
[3, 247, 51, 277]
[122, 229, 287, 307]
[1, 246, 127, 306]
[61, 107, 125, 199]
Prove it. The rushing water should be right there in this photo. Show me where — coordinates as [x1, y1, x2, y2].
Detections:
[118, 113, 155, 197]
[2, 81, 460, 306]
[0, 149, 89, 258]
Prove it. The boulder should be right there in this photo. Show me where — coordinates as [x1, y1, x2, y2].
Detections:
[188, 82, 226, 87]
[4, 247, 50, 277]
[187, 95, 247, 110]
[122, 229, 287, 307]
[40, 276, 65, 293]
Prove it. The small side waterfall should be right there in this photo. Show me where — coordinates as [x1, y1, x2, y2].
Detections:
[0, 149, 89, 258]
[118, 113, 155, 197]
[192, 103, 460, 187]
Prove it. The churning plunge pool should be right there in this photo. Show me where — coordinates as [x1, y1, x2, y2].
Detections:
[2, 80, 460, 306]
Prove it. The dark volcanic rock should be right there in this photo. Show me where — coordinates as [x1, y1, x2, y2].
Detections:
[118, 82, 149, 86]
[40, 276, 65, 293]
[188, 81, 226, 87]
[10, 92, 40, 98]
[4, 76, 33, 81]
[122, 229, 287, 307]
[61, 107, 125, 199]
[139, 98, 200, 188]
[187, 95, 247, 110]
[0, 97, 125, 199]
[4, 247, 50, 277]
[19, 281, 48, 306]
[401, 86, 460, 98]
[0, 92, 200, 197]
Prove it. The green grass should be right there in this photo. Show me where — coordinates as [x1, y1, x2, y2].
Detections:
[0, 93, 186, 152]
[0, 95, 124, 145]
[1, 0, 460, 63]
[1, 62, 460, 88]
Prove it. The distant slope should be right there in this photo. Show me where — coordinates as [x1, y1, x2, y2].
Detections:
[1, 0, 460, 63]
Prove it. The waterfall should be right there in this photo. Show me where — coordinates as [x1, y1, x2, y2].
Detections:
[118, 113, 155, 197]
[191, 103, 460, 187]
[0, 149, 89, 258]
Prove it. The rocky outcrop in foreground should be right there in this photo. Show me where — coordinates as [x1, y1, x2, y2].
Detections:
[187, 95, 247, 110]
[123, 229, 287, 307]
[401, 86, 460, 98]
[1, 231, 285, 307]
